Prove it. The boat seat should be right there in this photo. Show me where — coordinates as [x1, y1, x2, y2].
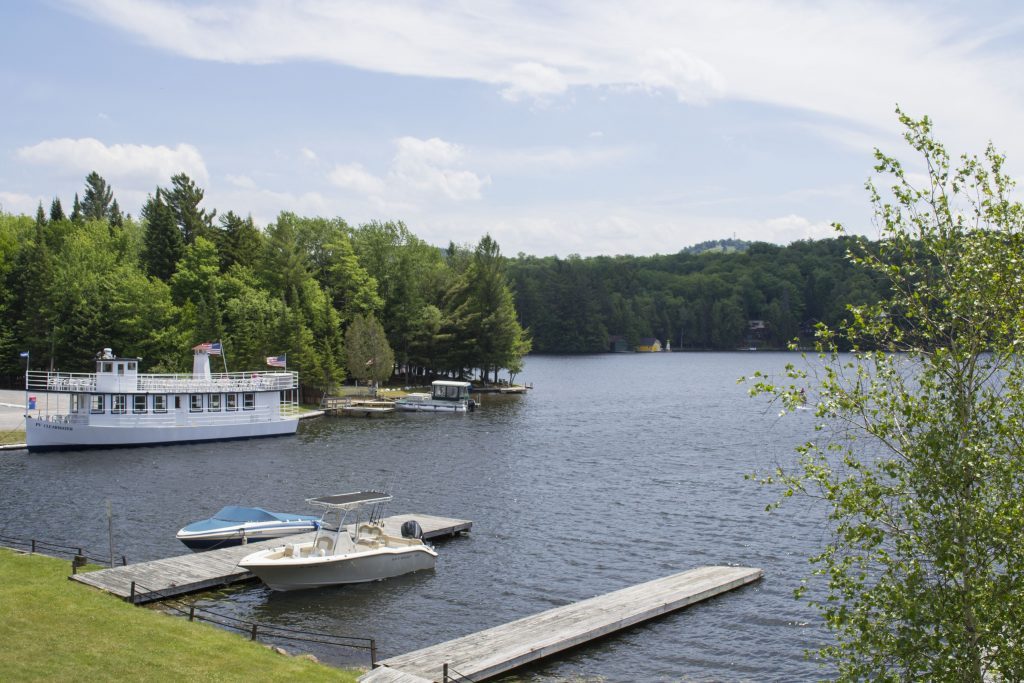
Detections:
[283, 544, 297, 558]
[315, 536, 335, 554]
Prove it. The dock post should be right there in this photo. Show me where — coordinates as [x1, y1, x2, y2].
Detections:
[370, 639, 377, 668]
[189, 606, 195, 622]
[129, 581, 136, 603]
[443, 663, 448, 681]
[250, 624, 258, 641]
[30, 539, 35, 554]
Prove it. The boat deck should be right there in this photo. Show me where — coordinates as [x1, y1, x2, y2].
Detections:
[72, 513, 471, 603]
[360, 565, 761, 683]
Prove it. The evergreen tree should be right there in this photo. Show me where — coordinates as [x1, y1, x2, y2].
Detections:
[48, 197, 65, 222]
[141, 190, 184, 281]
[109, 199, 124, 229]
[35, 202, 47, 227]
[70, 193, 83, 223]
[164, 173, 216, 244]
[81, 171, 114, 221]
[218, 211, 263, 270]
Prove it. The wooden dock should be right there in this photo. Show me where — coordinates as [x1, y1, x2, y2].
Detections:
[360, 565, 762, 683]
[320, 396, 396, 417]
[72, 513, 471, 603]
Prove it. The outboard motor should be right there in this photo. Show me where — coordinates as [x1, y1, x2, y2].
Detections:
[401, 519, 423, 539]
[468, 399, 476, 412]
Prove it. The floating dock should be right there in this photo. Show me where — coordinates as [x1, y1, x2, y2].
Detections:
[320, 396, 396, 417]
[360, 565, 762, 683]
[72, 513, 471, 603]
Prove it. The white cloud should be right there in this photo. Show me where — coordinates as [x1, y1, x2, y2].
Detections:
[226, 174, 257, 189]
[0, 191, 42, 215]
[390, 137, 489, 201]
[16, 137, 208, 185]
[499, 62, 568, 102]
[762, 214, 837, 243]
[300, 147, 317, 162]
[328, 163, 386, 196]
[327, 137, 489, 205]
[60, 0, 1024, 152]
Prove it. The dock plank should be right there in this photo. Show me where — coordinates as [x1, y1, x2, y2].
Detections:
[365, 565, 761, 683]
[72, 513, 471, 603]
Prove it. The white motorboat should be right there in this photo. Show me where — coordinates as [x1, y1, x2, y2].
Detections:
[238, 492, 437, 591]
[23, 345, 299, 451]
[175, 506, 320, 551]
[394, 380, 476, 412]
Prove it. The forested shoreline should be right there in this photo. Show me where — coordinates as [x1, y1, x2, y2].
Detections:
[0, 172, 884, 388]
[0, 172, 529, 391]
[509, 237, 887, 353]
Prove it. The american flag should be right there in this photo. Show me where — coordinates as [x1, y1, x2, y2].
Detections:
[193, 341, 223, 355]
[266, 355, 287, 368]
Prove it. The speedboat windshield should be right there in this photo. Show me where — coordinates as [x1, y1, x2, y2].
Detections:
[213, 506, 282, 523]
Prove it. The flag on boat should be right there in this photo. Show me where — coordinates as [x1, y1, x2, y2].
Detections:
[192, 341, 223, 355]
[19, 351, 29, 358]
[266, 355, 287, 368]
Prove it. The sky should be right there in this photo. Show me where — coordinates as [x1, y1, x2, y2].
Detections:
[2, 1, 1023, 258]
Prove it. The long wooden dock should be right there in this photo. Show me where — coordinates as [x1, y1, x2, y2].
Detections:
[360, 565, 762, 683]
[72, 513, 471, 603]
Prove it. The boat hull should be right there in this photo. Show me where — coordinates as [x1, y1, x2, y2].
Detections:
[177, 523, 317, 551]
[25, 417, 298, 452]
[393, 401, 470, 412]
[241, 546, 437, 591]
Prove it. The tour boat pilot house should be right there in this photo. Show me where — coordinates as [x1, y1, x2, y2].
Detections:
[24, 347, 299, 451]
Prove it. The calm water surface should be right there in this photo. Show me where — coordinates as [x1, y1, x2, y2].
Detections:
[1, 354, 835, 681]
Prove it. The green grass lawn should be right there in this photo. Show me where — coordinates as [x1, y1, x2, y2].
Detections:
[0, 548, 360, 682]
[0, 429, 25, 445]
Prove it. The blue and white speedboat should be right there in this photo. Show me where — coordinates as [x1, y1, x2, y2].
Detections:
[176, 506, 319, 550]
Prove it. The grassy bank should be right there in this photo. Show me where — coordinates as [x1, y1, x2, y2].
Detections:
[0, 429, 25, 445]
[0, 548, 358, 682]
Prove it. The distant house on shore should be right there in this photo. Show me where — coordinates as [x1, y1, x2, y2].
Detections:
[608, 335, 630, 353]
[636, 338, 662, 352]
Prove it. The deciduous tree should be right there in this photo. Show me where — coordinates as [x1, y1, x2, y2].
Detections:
[748, 112, 1024, 681]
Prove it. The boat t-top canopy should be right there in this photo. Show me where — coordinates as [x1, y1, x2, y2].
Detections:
[306, 491, 392, 510]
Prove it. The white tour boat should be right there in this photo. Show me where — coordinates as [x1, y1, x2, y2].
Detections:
[238, 491, 437, 591]
[393, 380, 476, 412]
[24, 347, 299, 452]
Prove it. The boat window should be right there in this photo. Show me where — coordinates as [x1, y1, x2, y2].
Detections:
[112, 395, 127, 414]
[153, 395, 167, 413]
[133, 395, 147, 414]
[208, 394, 222, 412]
[117, 364, 125, 375]
[90, 395, 104, 413]
[190, 395, 203, 412]
[174, 396, 181, 410]
[128, 362, 136, 371]
[225, 394, 237, 411]
[102, 362, 113, 373]
[70, 394, 80, 413]
[243, 393, 255, 410]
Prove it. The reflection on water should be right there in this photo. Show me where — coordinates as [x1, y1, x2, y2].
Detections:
[1, 354, 833, 680]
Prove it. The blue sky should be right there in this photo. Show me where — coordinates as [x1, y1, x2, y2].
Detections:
[2, 1, 1023, 257]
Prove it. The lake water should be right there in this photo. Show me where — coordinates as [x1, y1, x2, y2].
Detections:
[0, 353, 835, 681]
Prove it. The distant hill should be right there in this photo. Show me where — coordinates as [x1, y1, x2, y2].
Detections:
[680, 238, 751, 255]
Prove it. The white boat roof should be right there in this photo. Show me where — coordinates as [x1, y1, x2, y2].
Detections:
[306, 491, 392, 509]
[432, 380, 472, 387]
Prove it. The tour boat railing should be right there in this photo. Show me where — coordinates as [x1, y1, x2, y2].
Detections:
[27, 370, 298, 393]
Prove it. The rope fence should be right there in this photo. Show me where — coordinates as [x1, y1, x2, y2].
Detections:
[127, 577, 378, 666]
[1, 532, 379, 667]
[0, 532, 125, 569]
